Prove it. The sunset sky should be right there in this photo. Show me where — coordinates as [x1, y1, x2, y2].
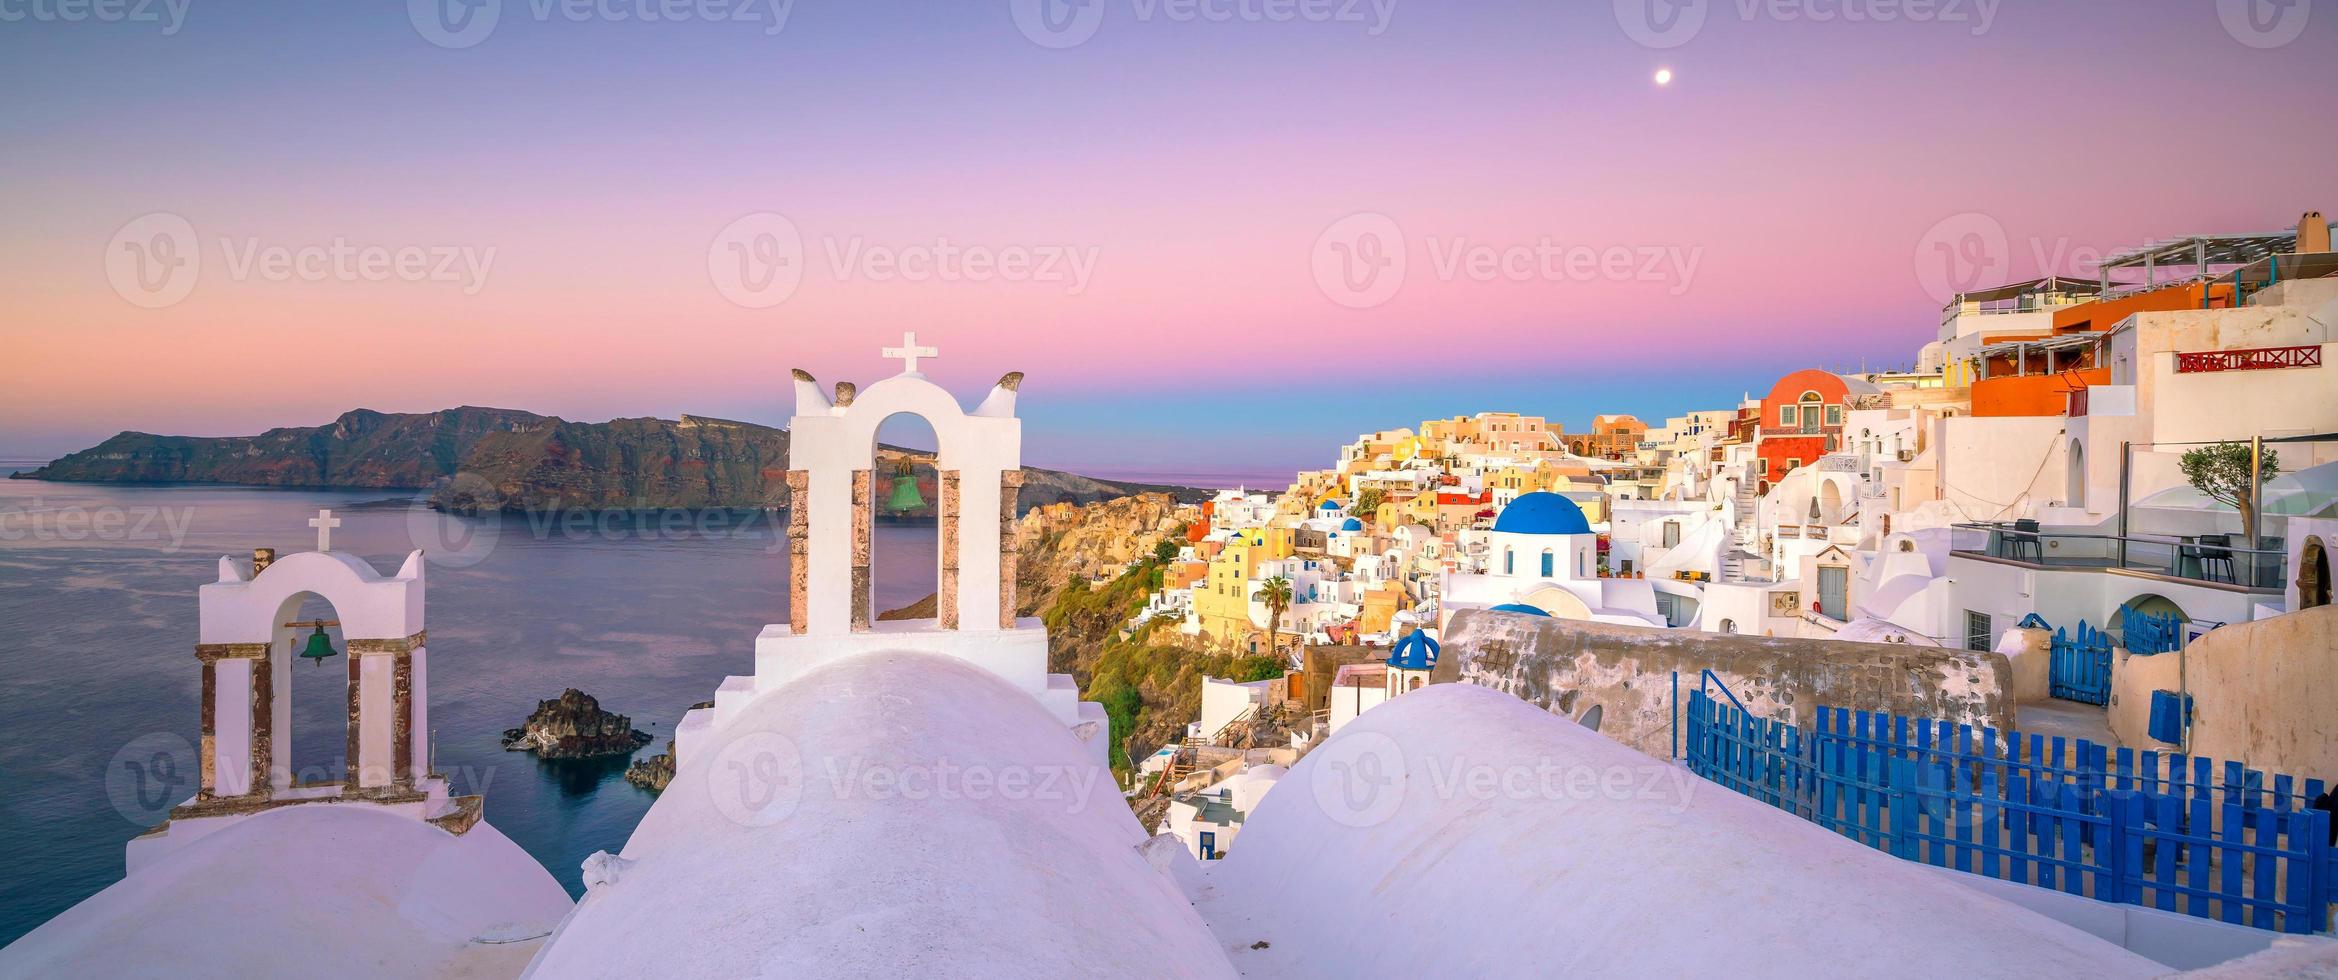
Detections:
[3, 0, 2331, 480]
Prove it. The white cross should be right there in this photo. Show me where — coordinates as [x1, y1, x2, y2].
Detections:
[309, 509, 342, 552]
[882, 331, 939, 374]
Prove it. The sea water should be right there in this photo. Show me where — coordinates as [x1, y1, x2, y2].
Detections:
[0, 469, 940, 944]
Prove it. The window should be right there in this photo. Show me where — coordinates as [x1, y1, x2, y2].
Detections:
[1503, 548, 1514, 575]
[1965, 611, 1992, 652]
[1779, 405, 1795, 426]
[1662, 521, 1681, 548]
[1825, 405, 1844, 426]
[1540, 550, 1554, 577]
[1785, 457, 1802, 471]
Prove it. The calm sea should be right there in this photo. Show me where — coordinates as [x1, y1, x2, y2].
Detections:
[0, 469, 939, 945]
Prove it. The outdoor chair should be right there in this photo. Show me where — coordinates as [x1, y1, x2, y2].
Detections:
[2196, 534, 2236, 584]
[2006, 519, 2043, 562]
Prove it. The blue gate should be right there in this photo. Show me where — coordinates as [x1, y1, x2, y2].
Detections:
[2050, 621, 2113, 705]
[2119, 606, 2183, 655]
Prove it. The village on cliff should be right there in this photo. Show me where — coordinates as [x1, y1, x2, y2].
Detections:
[6, 215, 2338, 977]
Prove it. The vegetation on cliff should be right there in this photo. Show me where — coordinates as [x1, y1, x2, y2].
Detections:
[881, 493, 1281, 776]
[1045, 561, 1282, 773]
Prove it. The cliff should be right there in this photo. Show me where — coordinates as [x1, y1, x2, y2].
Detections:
[15, 407, 546, 487]
[502, 689, 655, 759]
[16, 408, 1204, 513]
[881, 493, 1281, 774]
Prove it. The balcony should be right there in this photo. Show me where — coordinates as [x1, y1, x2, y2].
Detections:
[1951, 523, 2285, 591]
[2065, 384, 2135, 417]
[2174, 344, 2322, 374]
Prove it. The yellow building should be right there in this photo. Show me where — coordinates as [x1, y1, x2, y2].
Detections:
[1191, 528, 1295, 646]
[1358, 583, 1404, 635]
[1488, 463, 1556, 494]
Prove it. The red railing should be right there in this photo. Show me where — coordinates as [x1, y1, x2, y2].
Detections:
[2175, 345, 2323, 374]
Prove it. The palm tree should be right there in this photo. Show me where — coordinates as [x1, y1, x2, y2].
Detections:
[1256, 576, 1294, 657]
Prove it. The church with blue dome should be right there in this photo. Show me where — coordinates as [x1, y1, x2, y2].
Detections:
[1383, 628, 1439, 696]
[1436, 490, 1672, 632]
[1491, 491, 1594, 536]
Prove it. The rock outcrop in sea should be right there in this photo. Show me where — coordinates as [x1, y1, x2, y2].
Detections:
[503, 689, 654, 759]
[624, 742, 677, 792]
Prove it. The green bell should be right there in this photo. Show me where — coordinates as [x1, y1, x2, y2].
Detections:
[298, 625, 338, 667]
[886, 471, 926, 513]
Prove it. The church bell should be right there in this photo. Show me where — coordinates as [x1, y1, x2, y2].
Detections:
[298, 624, 339, 666]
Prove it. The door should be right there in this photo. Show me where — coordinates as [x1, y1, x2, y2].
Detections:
[1817, 566, 1847, 621]
[1199, 831, 1218, 860]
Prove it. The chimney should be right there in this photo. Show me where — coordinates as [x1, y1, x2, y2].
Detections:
[252, 547, 276, 575]
[2296, 210, 2330, 254]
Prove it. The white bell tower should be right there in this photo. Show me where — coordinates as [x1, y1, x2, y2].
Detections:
[676, 337, 1108, 767]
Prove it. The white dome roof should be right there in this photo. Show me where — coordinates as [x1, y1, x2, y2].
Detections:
[528, 650, 1233, 978]
[1198, 685, 2158, 978]
[0, 805, 570, 977]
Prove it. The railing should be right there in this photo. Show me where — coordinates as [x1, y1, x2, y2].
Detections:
[1685, 692, 2335, 934]
[1952, 523, 2287, 590]
[2176, 345, 2322, 374]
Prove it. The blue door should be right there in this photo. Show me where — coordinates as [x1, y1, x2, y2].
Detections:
[1199, 831, 1218, 860]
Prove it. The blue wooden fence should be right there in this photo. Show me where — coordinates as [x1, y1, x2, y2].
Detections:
[2120, 606, 2185, 655]
[1684, 691, 2334, 934]
[2050, 621, 2114, 705]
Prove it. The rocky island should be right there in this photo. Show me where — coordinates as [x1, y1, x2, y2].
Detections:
[503, 689, 655, 759]
[624, 742, 678, 792]
[13, 406, 1204, 513]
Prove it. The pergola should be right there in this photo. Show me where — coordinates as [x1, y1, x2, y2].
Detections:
[2099, 230, 2300, 295]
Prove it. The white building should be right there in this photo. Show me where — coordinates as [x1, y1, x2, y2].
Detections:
[1439, 492, 1678, 628]
[1162, 764, 1283, 861]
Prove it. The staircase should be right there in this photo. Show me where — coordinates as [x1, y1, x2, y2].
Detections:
[1139, 705, 1259, 802]
[1725, 475, 1761, 581]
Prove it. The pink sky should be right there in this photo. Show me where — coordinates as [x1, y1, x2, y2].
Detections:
[4, 1, 2332, 472]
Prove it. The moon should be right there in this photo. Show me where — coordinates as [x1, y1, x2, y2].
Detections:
[1654, 68, 1674, 86]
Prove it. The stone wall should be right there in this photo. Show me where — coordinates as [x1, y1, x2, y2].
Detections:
[1434, 609, 2014, 759]
[2112, 605, 2337, 779]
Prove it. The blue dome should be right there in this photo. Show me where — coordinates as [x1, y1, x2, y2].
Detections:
[1492, 492, 1592, 535]
[1387, 629, 1439, 670]
[1340, 517, 1363, 531]
[1318, 500, 1341, 510]
[1488, 602, 1550, 617]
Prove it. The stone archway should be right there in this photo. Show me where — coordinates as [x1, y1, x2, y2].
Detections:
[2120, 592, 2188, 624]
[2299, 536, 2330, 610]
